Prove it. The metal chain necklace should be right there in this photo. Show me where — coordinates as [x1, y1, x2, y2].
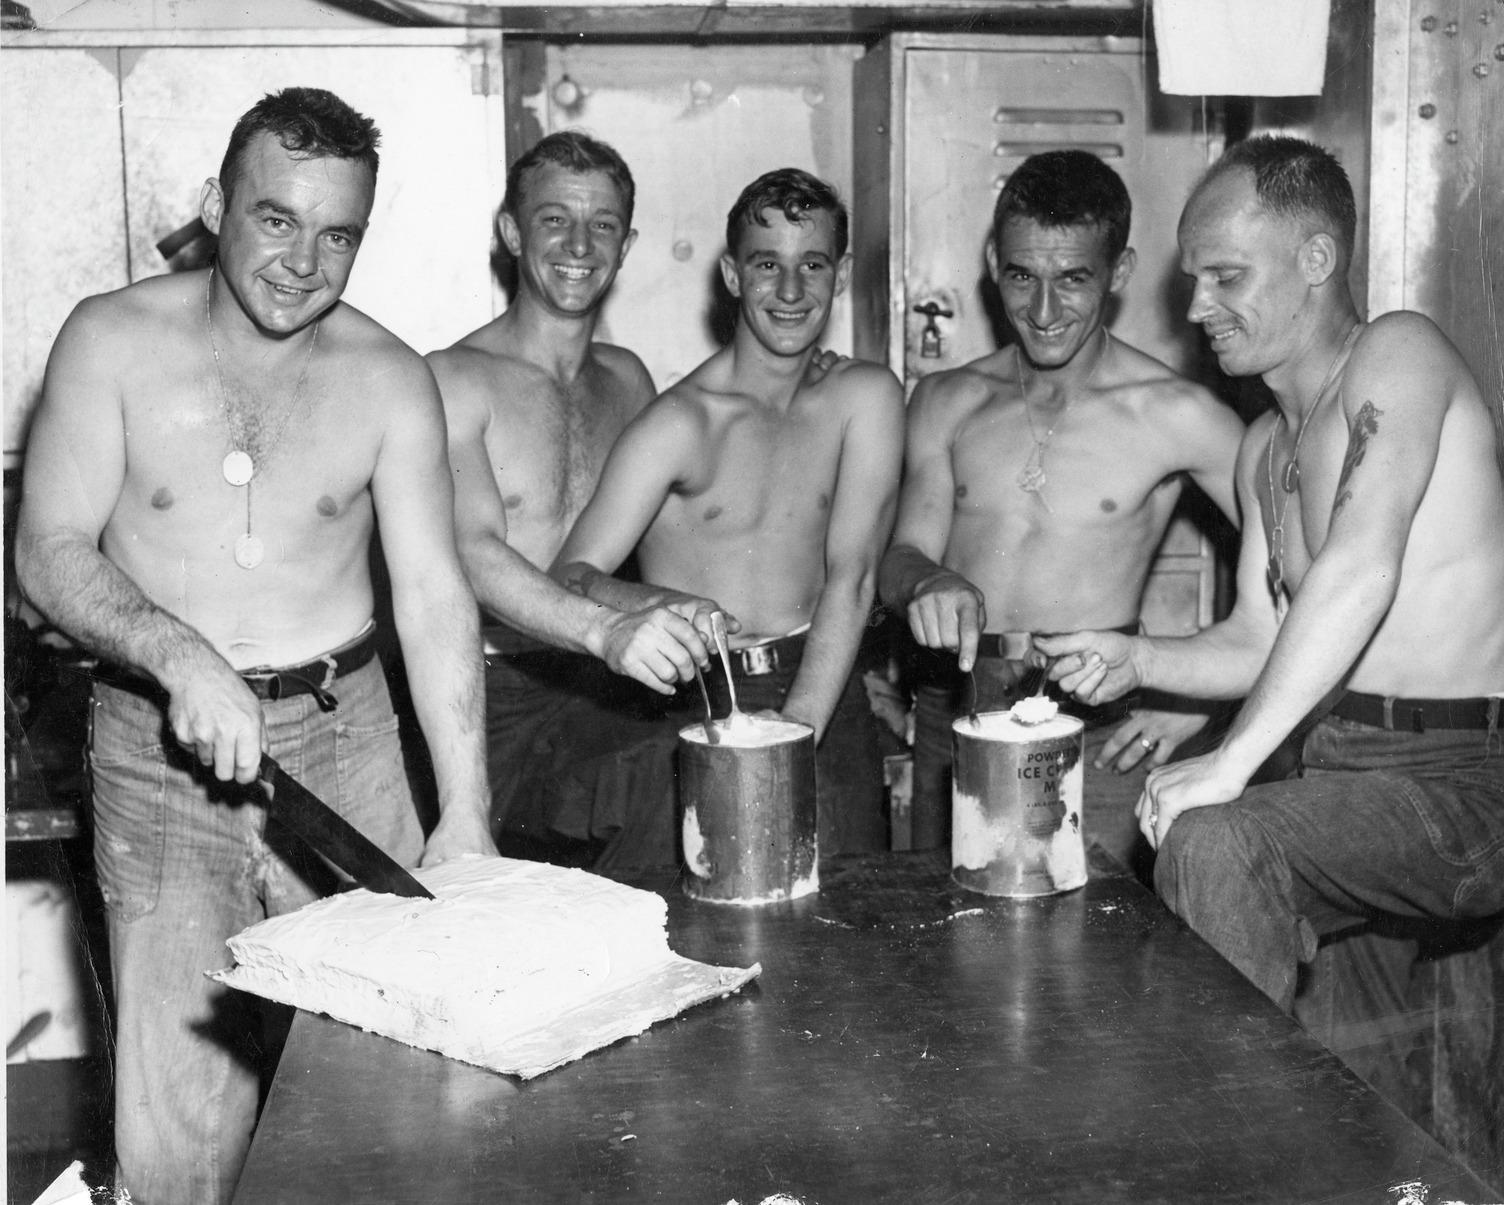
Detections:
[1015, 328, 1109, 514]
[1264, 321, 1363, 613]
[205, 266, 319, 569]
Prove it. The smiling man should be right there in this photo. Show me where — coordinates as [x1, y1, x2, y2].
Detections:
[1037, 136, 1504, 1084]
[14, 88, 492, 1204]
[878, 149, 1244, 865]
[429, 132, 716, 868]
[553, 167, 904, 858]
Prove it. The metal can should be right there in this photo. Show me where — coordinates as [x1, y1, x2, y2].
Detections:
[678, 717, 818, 905]
[951, 709, 1086, 897]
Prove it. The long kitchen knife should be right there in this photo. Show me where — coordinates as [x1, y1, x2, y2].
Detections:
[258, 754, 434, 900]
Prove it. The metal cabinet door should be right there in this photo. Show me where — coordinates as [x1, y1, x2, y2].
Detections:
[894, 35, 1211, 386]
[2, 47, 129, 461]
[525, 42, 858, 389]
[865, 35, 1223, 635]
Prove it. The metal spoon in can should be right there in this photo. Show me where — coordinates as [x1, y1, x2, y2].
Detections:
[694, 662, 720, 744]
[709, 611, 747, 727]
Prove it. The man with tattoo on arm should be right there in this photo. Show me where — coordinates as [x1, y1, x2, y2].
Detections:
[14, 89, 493, 1204]
[1038, 137, 1504, 1071]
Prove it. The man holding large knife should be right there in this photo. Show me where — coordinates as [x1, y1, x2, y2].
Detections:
[14, 88, 492, 1205]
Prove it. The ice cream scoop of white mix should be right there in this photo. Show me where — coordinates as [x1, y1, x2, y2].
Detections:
[1010, 695, 1061, 725]
[682, 715, 811, 747]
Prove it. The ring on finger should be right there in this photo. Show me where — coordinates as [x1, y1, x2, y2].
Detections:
[1139, 737, 1159, 751]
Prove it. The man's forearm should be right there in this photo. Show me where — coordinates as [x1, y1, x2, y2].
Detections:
[394, 580, 490, 820]
[877, 543, 944, 609]
[466, 536, 625, 660]
[1209, 553, 1398, 781]
[781, 575, 872, 741]
[17, 532, 228, 689]
[1134, 619, 1271, 702]
[554, 560, 683, 615]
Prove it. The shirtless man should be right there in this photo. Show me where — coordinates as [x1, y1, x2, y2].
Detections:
[1039, 136, 1504, 1064]
[878, 150, 1244, 862]
[14, 89, 491, 1205]
[428, 132, 711, 864]
[553, 167, 905, 858]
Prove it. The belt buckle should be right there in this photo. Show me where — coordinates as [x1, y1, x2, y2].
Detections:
[739, 644, 779, 676]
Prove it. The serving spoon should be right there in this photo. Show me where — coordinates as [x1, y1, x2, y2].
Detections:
[694, 662, 720, 744]
[709, 611, 748, 728]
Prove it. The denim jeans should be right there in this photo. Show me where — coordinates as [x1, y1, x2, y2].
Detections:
[90, 657, 422, 1205]
[1154, 713, 1504, 1024]
[911, 655, 1149, 866]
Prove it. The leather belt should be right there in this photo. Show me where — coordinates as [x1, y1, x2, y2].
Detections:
[974, 632, 1034, 660]
[1330, 690, 1501, 733]
[974, 622, 1140, 661]
[95, 623, 379, 714]
[732, 630, 808, 677]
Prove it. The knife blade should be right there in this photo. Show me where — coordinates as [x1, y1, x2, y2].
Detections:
[258, 754, 434, 900]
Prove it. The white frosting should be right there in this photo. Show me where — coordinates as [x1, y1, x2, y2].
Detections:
[210, 856, 759, 1078]
[680, 715, 812, 747]
[953, 708, 1082, 743]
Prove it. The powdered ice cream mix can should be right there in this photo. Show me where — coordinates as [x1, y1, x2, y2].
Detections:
[951, 709, 1087, 897]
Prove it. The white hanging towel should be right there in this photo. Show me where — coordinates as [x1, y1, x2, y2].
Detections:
[1152, 0, 1332, 96]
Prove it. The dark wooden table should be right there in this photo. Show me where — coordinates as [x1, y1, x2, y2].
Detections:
[233, 850, 1497, 1204]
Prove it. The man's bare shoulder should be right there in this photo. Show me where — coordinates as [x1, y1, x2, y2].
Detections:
[63, 271, 200, 346]
[907, 352, 1013, 423]
[1107, 338, 1234, 426]
[816, 356, 903, 405]
[641, 374, 717, 429]
[321, 303, 436, 409]
[591, 340, 654, 388]
[427, 322, 540, 386]
[1351, 310, 1473, 392]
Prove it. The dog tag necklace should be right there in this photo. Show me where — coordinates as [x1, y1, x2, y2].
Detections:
[1264, 321, 1362, 613]
[205, 267, 319, 569]
[1016, 329, 1109, 513]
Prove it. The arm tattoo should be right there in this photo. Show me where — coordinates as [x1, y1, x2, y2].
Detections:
[1332, 400, 1383, 516]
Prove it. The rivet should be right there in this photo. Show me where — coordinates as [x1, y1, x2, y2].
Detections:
[1445, 129, 1460, 143]
[1420, 14, 1437, 30]
[1418, 102, 1438, 118]
[1474, 62, 1492, 76]
[690, 78, 714, 103]
[1495, 42, 1504, 59]
[672, 239, 694, 262]
[802, 85, 825, 107]
[1445, 19, 1459, 34]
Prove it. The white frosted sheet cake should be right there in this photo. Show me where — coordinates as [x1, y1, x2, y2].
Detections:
[210, 856, 760, 1079]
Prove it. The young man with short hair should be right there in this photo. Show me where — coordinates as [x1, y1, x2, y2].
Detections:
[429, 132, 714, 866]
[553, 167, 905, 857]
